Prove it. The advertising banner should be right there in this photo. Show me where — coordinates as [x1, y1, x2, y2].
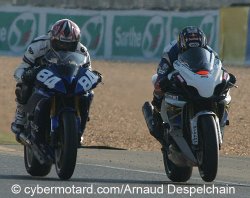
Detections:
[112, 15, 167, 59]
[111, 11, 219, 60]
[0, 6, 219, 61]
[0, 11, 39, 54]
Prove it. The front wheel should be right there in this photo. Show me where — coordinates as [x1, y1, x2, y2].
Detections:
[197, 115, 219, 182]
[55, 111, 78, 180]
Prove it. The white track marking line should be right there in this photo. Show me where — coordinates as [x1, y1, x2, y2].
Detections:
[77, 162, 166, 175]
[77, 162, 250, 187]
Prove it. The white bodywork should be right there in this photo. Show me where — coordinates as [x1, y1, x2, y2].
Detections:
[159, 50, 226, 165]
[173, 57, 223, 98]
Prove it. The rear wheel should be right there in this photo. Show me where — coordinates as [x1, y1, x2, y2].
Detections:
[24, 146, 52, 176]
[55, 111, 78, 180]
[162, 147, 193, 182]
[197, 115, 219, 182]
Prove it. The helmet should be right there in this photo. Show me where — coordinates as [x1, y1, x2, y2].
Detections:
[178, 26, 207, 51]
[50, 19, 81, 51]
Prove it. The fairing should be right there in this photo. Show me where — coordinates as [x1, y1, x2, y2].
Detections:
[174, 48, 223, 98]
[178, 48, 215, 72]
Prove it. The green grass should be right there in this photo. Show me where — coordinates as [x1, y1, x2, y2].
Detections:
[0, 131, 18, 144]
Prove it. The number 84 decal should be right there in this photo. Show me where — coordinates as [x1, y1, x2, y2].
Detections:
[37, 69, 98, 91]
[78, 70, 98, 91]
[37, 69, 61, 89]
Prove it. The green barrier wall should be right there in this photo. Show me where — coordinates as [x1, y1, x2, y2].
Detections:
[0, 6, 219, 60]
[0, 12, 39, 53]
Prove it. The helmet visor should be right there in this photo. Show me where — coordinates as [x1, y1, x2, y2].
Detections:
[51, 39, 78, 52]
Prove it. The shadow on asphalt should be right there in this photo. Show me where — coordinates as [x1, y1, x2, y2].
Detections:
[0, 174, 195, 185]
[79, 145, 127, 150]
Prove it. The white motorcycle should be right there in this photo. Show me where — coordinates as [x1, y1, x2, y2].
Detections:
[143, 47, 237, 182]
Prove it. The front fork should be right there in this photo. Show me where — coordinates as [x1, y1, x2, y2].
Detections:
[49, 96, 81, 146]
[74, 96, 82, 140]
[190, 111, 223, 150]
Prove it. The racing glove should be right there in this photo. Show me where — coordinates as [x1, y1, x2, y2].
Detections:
[228, 73, 237, 88]
[21, 67, 41, 83]
[158, 76, 171, 92]
[92, 70, 103, 83]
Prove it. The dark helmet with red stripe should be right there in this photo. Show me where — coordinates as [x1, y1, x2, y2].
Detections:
[50, 19, 81, 51]
[178, 26, 207, 52]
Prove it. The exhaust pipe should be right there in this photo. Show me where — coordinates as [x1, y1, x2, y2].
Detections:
[167, 144, 196, 167]
[142, 102, 155, 135]
[142, 101, 164, 144]
[18, 133, 32, 146]
[18, 133, 51, 165]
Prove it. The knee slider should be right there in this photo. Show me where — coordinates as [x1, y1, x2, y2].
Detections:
[15, 83, 32, 104]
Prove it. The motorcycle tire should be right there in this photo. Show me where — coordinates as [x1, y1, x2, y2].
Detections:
[24, 145, 52, 176]
[55, 111, 78, 180]
[197, 115, 219, 182]
[162, 147, 193, 182]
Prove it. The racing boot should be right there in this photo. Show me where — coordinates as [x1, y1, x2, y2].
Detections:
[11, 103, 26, 143]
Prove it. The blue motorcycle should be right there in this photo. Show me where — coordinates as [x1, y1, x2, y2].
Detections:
[19, 50, 102, 180]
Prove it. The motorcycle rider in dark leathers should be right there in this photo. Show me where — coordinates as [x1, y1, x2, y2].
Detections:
[11, 19, 102, 146]
[150, 26, 236, 145]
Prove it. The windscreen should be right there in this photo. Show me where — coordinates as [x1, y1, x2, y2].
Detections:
[178, 48, 215, 72]
[45, 50, 87, 76]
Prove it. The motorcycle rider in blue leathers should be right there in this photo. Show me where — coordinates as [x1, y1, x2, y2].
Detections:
[11, 19, 101, 146]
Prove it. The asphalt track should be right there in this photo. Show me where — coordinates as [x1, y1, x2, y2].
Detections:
[0, 145, 249, 198]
